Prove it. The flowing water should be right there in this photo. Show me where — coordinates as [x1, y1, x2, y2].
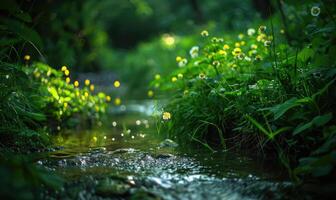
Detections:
[38, 101, 304, 200]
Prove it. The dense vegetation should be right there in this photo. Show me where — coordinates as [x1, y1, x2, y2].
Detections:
[153, 1, 336, 183]
[0, 0, 335, 199]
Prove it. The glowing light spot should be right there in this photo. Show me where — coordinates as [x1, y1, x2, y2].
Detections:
[114, 80, 121, 88]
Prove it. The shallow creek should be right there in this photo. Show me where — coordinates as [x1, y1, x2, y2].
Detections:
[38, 101, 304, 200]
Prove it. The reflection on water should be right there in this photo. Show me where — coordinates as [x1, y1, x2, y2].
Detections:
[40, 101, 300, 200]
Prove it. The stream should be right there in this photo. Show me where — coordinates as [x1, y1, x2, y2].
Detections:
[38, 101, 304, 200]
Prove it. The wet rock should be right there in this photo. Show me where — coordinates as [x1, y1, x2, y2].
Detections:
[109, 148, 137, 154]
[95, 178, 130, 197]
[154, 153, 174, 159]
[159, 139, 178, 148]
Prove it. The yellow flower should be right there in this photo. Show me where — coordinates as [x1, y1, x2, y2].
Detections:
[155, 74, 161, 80]
[61, 66, 67, 71]
[176, 56, 182, 62]
[171, 77, 177, 82]
[223, 44, 230, 50]
[90, 84, 95, 91]
[92, 136, 97, 142]
[114, 80, 120, 88]
[201, 30, 209, 37]
[240, 41, 246, 46]
[218, 50, 227, 56]
[162, 112, 171, 120]
[63, 102, 68, 108]
[177, 73, 183, 79]
[65, 77, 70, 84]
[147, 90, 154, 97]
[106, 95, 111, 102]
[84, 91, 89, 97]
[114, 97, 121, 106]
[64, 69, 70, 76]
[232, 47, 242, 56]
[85, 79, 90, 86]
[235, 42, 241, 47]
[257, 33, 266, 42]
[74, 80, 79, 87]
[24, 55, 30, 61]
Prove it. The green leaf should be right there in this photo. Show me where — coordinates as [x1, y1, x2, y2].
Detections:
[312, 113, 333, 127]
[298, 47, 314, 63]
[48, 87, 59, 100]
[293, 121, 313, 135]
[269, 98, 299, 120]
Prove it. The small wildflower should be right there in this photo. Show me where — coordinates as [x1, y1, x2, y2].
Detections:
[85, 79, 90, 86]
[155, 74, 161, 80]
[162, 112, 171, 120]
[264, 40, 271, 47]
[176, 56, 182, 62]
[199, 73, 206, 79]
[92, 136, 97, 142]
[112, 121, 117, 127]
[121, 133, 124, 137]
[240, 41, 246, 46]
[251, 44, 258, 49]
[238, 33, 244, 40]
[247, 28, 256, 36]
[136, 120, 141, 125]
[211, 37, 218, 43]
[232, 47, 242, 56]
[61, 66, 67, 71]
[258, 25, 267, 33]
[127, 129, 131, 134]
[5, 75, 9, 79]
[178, 58, 188, 67]
[257, 34, 266, 42]
[311, 6, 320, 17]
[131, 135, 135, 139]
[64, 69, 70, 76]
[65, 77, 70, 84]
[223, 44, 230, 50]
[114, 97, 121, 106]
[114, 80, 121, 88]
[218, 50, 227, 56]
[235, 42, 241, 47]
[57, 126, 61, 131]
[90, 84, 95, 91]
[112, 137, 115, 141]
[74, 80, 79, 87]
[189, 46, 199, 58]
[84, 92, 89, 97]
[24, 55, 30, 61]
[177, 73, 183, 79]
[201, 30, 209, 37]
[212, 61, 220, 67]
[106, 95, 111, 102]
[147, 90, 154, 97]
[245, 56, 252, 62]
[171, 77, 177, 82]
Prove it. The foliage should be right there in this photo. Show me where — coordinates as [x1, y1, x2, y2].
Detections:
[153, 1, 336, 181]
